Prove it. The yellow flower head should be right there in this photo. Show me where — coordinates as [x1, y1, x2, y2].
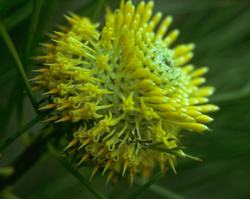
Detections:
[33, 0, 218, 183]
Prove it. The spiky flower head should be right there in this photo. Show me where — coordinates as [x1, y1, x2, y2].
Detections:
[33, 0, 218, 183]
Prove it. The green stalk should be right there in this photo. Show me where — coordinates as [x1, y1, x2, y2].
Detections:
[143, 182, 187, 199]
[26, 0, 43, 57]
[0, 114, 45, 152]
[125, 172, 162, 199]
[0, 129, 53, 191]
[92, 0, 108, 21]
[211, 82, 250, 104]
[0, 20, 38, 112]
[48, 144, 108, 199]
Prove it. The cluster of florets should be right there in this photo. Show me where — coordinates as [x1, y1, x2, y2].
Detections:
[33, 0, 218, 184]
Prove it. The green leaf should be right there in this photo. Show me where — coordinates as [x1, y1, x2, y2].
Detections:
[125, 172, 162, 199]
[0, 79, 22, 137]
[4, 1, 33, 29]
[140, 182, 187, 199]
[0, 20, 38, 112]
[92, 0, 110, 21]
[211, 82, 250, 103]
[0, 0, 27, 13]
[0, 114, 44, 151]
[25, 0, 43, 57]
[48, 144, 108, 199]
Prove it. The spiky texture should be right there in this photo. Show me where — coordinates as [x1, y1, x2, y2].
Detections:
[33, 0, 218, 183]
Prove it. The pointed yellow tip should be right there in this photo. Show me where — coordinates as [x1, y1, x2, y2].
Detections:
[39, 104, 56, 111]
[177, 150, 203, 162]
[122, 160, 129, 177]
[129, 169, 135, 186]
[32, 68, 49, 73]
[42, 89, 59, 96]
[76, 153, 89, 167]
[168, 158, 177, 175]
[64, 139, 77, 152]
[42, 115, 60, 123]
[55, 115, 71, 123]
[77, 138, 91, 150]
[105, 171, 114, 186]
[102, 160, 112, 176]
[89, 165, 99, 181]
[195, 114, 213, 123]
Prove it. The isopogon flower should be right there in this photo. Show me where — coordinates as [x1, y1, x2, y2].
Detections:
[33, 0, 218, 184]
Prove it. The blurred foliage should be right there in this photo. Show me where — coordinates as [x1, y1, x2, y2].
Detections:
[0, 0, 250, 199]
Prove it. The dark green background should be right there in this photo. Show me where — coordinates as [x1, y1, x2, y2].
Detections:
[0, 0, 250, 198]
